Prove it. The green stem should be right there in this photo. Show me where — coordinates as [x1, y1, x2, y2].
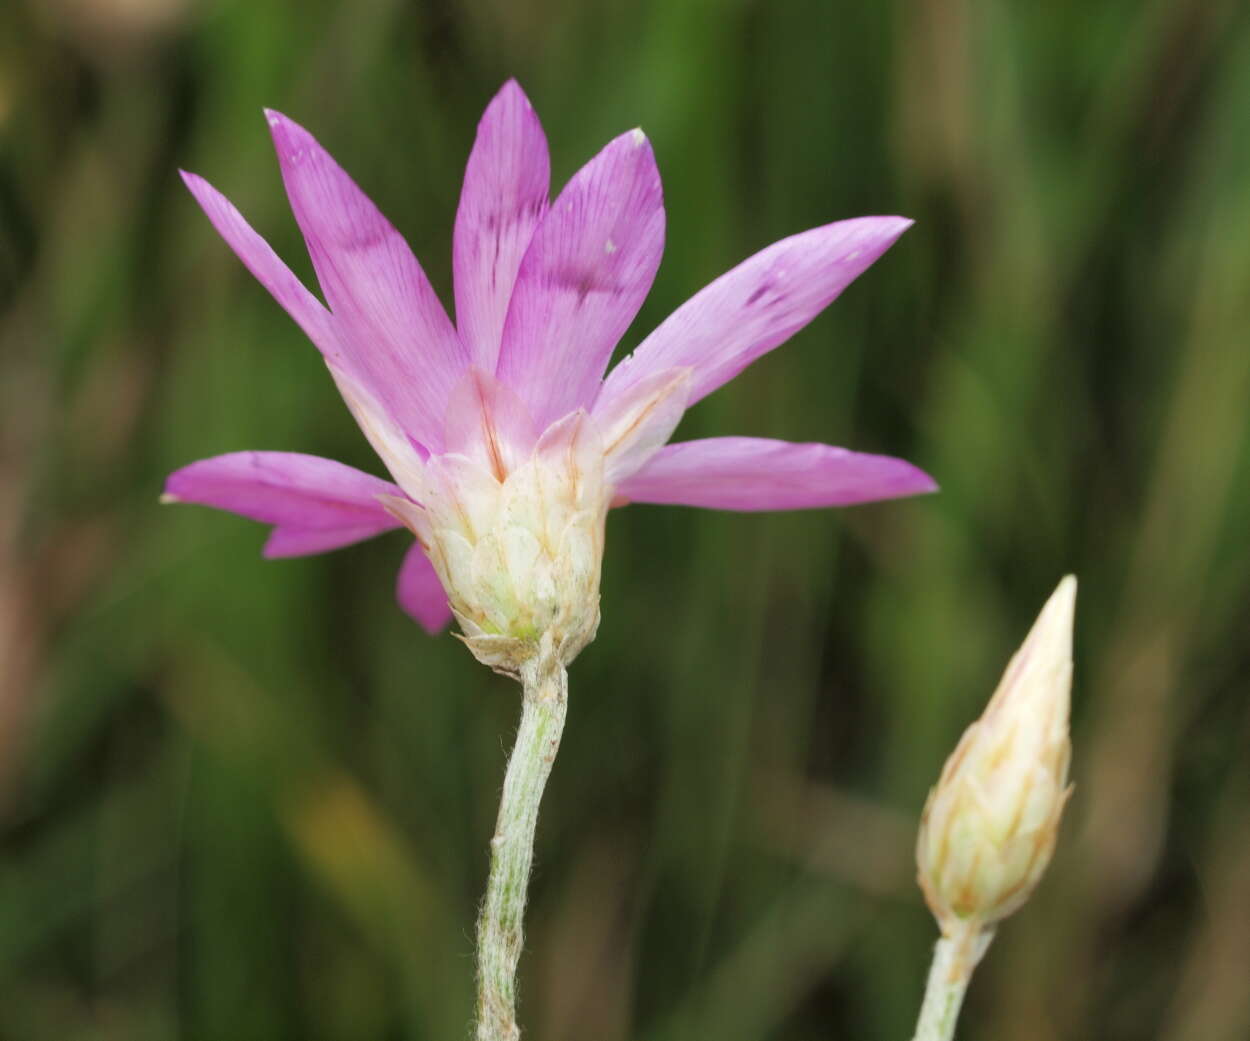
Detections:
[475, 649, 568, 1041]
[910, 924, 994, 1041]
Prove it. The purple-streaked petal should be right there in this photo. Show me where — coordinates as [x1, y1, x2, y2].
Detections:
[180, 171, 340, 361]
[263, 524, 396, 559]
[597, 217, 911, 414]
[164, 451, 404, 554]
[265, 110, 468, 452]
[442, 367, 538, 480]
[180, 171, 427, 493]
[331, 368, 429, 499]
[396, 540, 452, 633]
[593, 366, 691, 484]
[615, 437, 937, 511]
[454, 80, 550, 372]
[496, 128, 664, 427]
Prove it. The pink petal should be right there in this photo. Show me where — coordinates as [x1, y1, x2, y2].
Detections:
[396, 541, 452, 633]
[442, 367, 538, 480]
[597, 217, 911, 414]
[592, 366, 691, 484]
[331, 368, 429, 498]
[453, 80, 550, 372]
[265, 110, 468, 452]
[180, 171, 426, 490]
[496, 128, 665, 428]
[179, 171, 340, 361]
[615, 437, 937, 511]
[164, 451, 404, 555]
[263, 524, 396, 559]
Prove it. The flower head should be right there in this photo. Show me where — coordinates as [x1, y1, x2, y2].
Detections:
[164, 81, 936, 671]
[916, 576, 1077, 934]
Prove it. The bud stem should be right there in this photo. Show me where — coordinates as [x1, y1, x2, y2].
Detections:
[475, 647, 568, 1041]
[910, 923, 994, 1041]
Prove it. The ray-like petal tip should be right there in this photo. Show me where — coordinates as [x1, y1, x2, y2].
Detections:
[891, 459, 939, 497]
[629, 127, 647, 148]
[867, 215, 914, 241]
[497, 78, 529, 105]
[163, 466, 192, 498]
[840, 453, 938, 504]
[911, 466, 940, 494]
[844, 215, 913, 245]
[159, 491, 180, 505]
[263, 109, 304, 157]
[263, 109, 310, 157]
[178, 169, 214, 201]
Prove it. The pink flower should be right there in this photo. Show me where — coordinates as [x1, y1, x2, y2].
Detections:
[165, 81, 935, 662]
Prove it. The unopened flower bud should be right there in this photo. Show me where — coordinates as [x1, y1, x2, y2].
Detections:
[917, 576, 1076, 935]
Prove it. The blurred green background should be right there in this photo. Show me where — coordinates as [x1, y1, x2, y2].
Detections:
[3, 0, 1250, 1038]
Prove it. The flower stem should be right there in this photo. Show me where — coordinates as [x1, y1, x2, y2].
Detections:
[910, 924, 994, 1041]
[475, 648, 568, 1041]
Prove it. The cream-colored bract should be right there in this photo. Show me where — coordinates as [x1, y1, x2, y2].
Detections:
[386, 410, 609, 675]
[917, 575, 1076, 934]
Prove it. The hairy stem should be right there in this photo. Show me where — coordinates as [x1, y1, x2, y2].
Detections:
[475, 649, 568, 1041]
[910, 924, 994, 1041]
